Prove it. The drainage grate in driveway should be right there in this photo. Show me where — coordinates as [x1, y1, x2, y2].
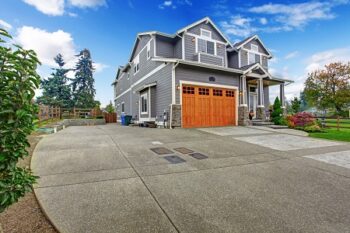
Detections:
[174, 147, 194, 154]
[189, 153, 208, 160]
[163, 155, 186, 164]
[150, 147, 173, 155]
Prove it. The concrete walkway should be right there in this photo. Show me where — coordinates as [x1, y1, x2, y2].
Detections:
[32, 125, 350, 233]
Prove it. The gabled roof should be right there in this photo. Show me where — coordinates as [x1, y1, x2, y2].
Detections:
[176, 17, 233, 47]
[242, 62, 272, 79]
[234, 35, 272, 58]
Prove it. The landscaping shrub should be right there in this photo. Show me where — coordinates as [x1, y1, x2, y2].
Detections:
[286, 112, 323, 132]
[271, 97, 283, 125]
[304, 124, 322, 132]
[0, 29, 40, 212]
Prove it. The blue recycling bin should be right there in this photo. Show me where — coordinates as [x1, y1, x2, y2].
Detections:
[121, 115, 125, 125]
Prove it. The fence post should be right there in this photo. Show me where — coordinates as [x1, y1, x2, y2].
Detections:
[337, 116, 340, 131]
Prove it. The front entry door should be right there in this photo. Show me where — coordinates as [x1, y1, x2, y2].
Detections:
[249, 92, 257, 119]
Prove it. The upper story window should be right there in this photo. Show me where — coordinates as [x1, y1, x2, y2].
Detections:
[248, 52, 259, 65]
[134, 55, 139, 74]
[121, 102, 125, 113]
[200, 29, 212, 39]
[198, 38, 215, 55]
[147, 43, 150, 60]
[251, 44, 259, 52]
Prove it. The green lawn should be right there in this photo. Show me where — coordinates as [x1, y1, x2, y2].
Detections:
[309, 127, 350, 142]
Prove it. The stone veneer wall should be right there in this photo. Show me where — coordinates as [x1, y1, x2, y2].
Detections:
[170, 104, 182, 128]
[59, 118, 106, 126]
[256, 107, 266, 120]
[238, 106, 249, 126]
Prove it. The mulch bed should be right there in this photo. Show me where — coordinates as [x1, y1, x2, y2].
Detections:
[0, 134, 58, 233]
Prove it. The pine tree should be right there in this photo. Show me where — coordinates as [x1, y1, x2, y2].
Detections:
[271, 97, 282, 125]
[37, 54, 72, 108]
[72, 49, 96, 108]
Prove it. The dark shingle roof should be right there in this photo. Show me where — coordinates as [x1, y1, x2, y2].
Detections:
[233, 35, 255, 48]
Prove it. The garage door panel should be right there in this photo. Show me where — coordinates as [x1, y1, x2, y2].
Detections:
[182, 85, 237, 128]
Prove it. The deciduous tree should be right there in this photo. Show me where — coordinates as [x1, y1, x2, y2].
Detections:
[0, 29, 39, 212]
[304, 62, 350, 115]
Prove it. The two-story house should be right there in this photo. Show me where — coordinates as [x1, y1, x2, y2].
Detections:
[112, 17, 292, 128]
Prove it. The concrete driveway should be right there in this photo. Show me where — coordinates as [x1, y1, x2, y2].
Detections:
[32, 125, 350, 233]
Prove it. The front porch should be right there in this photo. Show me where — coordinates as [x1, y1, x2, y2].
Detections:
[238, 63, 290, 126]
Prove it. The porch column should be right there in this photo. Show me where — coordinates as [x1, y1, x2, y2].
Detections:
[280, 83, 286, 115]
[238, 75, 249, 126]
[256, 77, 266, 120]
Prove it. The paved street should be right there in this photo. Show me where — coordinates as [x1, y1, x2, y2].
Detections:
[32, 125, 350, 233]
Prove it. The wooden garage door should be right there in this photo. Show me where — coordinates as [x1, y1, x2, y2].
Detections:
[182, 85, 236, 128]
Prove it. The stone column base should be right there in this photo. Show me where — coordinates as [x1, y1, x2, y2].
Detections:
[238, 106, 249, 126]
[256, 106, 266, 120]
[170, 104, 181, 128]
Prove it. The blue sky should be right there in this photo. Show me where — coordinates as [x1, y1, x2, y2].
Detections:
[1, 0, 350, 106]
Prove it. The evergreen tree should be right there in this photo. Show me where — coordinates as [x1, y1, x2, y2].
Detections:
[300, 91, 308, 111]
[271, 97, 283, 125]
[37, 54, 72, 108]
[72, 49, 96, 108]
[291, 97, 301, 114]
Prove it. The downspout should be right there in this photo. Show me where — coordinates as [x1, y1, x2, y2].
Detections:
[170, 61, 180, 129]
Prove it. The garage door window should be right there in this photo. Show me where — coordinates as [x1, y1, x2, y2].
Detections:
[226, 90, 235, 97]
[199, 88, 209, 95]
[213, 89, 223, 96]
[183, 86, 195, 94]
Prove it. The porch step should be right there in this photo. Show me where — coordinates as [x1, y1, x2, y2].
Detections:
[252, 120, 274, 126]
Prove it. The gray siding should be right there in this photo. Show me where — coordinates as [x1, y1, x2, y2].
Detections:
[199, 53, 223, 66]
[243, 39, 269, 55]
[228, 52, 239, 68]
[184, 34, 197, 61]
[216, 43, 226, 66]
[175, 65, 240, 104]
[187, 22, 226, 42]
[174, 38, 182, 59]
[241, 50, 248, 67]
[132, 35, 151, 61]
[156, 38, 174, 58]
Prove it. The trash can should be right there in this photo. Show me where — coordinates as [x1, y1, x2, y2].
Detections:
[121, 114, 125, 125]
[124, 115, 132, 126]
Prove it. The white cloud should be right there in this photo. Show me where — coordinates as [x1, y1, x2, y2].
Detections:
[285, 51, 299, 59]
[220, 15, 256, 37]
[23, 0, 65, 16]
[259, 17, 268, 25]
[68, 0, 106, 8]
[306, 47, 350, 73]
[15, 26, 76, 67]
[159, 1, 176, 9]
[22, 0, 106, 16]
[94, 63, 109, 73]
[68, 12, 78, 17]
[249, 1, 345, 30]
[0, 19, 12, 30]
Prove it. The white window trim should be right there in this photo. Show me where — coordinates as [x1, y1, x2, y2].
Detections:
[121, 102, 125, 114]
[134, 55, 140, 75]
[147, 42, 151, 60]
[247, 51, 261, 65]
[251, 44, 259, 52]
[196, 37, 217, 56]
[200, 28, 212, 39]
[140, 92, 148, 114]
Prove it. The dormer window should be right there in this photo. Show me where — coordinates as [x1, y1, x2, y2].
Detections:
[134, 55, 139, 74]
[200, 29, 212, 39]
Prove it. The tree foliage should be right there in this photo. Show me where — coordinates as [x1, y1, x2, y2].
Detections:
[72, 49, 96, 108]
[271, 97, 283, 125]
[0, 29, 39, 212]
[105, 101, 115, 113]
[37, 54, 72, 108]
[304, 62, 350, 114]
[291, 97, 301, 114]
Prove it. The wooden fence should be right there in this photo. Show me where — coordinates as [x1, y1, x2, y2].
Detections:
[315, 116, 350, 130]
[37, 105, 116, 125]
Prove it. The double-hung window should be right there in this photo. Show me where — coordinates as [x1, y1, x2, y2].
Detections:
[248, 44, 261, 65]
[134, 55, 140, 74]
[141, 93, 148, 114]
[198, 38, 215, 55]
